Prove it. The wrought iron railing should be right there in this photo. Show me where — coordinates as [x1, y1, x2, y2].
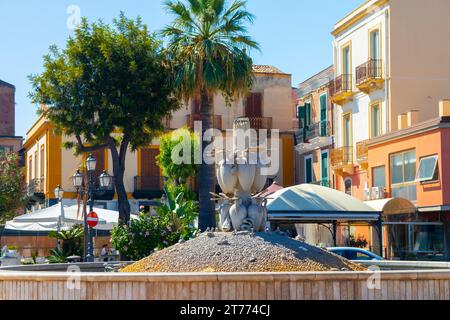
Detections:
[248, 117, 273, 130]
[305, 120, 330, 140]
[27, 178, 45, 196]
[356, 140, 369, 163]
[186, 114, 222, 130]
[330, 146, 353, 168]
[356, 59, 383, 86]
[329, 74, 352, 97]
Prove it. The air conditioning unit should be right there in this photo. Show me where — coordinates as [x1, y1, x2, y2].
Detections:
[363, 188, 372, 201]
[371, 187, 385, 200]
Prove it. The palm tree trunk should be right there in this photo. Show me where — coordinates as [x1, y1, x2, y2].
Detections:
[198, 87, 217, 230]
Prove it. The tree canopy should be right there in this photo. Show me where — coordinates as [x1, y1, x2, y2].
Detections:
[0, 153, 27, 223]
[29, 13, 180, 223]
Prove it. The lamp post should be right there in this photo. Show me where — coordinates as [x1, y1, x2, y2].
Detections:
[73, 156, 112, 263]
[54, 185, 64, 251]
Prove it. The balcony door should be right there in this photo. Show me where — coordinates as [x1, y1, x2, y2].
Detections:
[245, 92, 263, 118]
[342, 113, 352, 147]
[321, 151, 329, 187]
[319, 94, 327, 136]
[305, 155, 313, 184]
[370, 29, 380, 77]
[140, 148, 161, 190]
[342, 45, 351, 75]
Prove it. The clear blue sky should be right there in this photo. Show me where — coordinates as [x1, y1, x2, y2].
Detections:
[0, 0, 364, 137]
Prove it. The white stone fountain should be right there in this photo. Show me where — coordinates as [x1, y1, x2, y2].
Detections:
[213, 118, 269, 232]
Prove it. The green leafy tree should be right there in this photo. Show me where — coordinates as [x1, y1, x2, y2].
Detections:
[156, 127, 200, 196]
[162, 0, 259, 230]
[29, 14, 180, 225]
[0, 153, 27, 223]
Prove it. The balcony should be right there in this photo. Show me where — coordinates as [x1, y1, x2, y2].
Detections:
[133, 176, 164, 200]
[27, 178, 45, 203]
[356, 59, 383, 93]
[294, 121, 333, 154]
[186, 114, 222, 130]
[329, 74, 353, 105]
[356, 140, 369, 168]
[248, 117, 273, 130]
[330, 146, 353, 171]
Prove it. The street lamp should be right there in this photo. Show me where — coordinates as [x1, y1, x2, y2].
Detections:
[54, 185, 65, 251]
[72, 170, 83, 188]
[86, 153, 97, 172]
[72, 153, 97, 263]
[99, 170, 112, 188]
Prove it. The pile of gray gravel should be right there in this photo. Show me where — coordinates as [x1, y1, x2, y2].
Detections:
[122, 231, 365, 273]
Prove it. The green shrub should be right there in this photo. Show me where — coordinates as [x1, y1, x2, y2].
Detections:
[111, 187, 198, 261]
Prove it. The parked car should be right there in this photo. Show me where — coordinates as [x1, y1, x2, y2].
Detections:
[326, 247, 383, 261]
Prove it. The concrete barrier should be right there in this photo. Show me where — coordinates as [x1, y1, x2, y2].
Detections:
[0, 270, 449, 300]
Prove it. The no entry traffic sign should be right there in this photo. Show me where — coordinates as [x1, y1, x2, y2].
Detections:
[87, 211, 99, 228]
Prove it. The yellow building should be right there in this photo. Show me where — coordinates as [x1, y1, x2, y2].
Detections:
[23, 65, 296, 213]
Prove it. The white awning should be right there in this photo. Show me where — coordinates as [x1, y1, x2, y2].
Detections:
[267, 184, 380, 223]
[365, 198, 416, 215]
[5, 204, 133, 231]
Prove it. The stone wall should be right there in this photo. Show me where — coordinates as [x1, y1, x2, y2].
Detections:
[0, 271, 449, 300]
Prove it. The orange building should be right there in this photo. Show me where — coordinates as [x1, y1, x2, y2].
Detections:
[351, 101, 450, 260]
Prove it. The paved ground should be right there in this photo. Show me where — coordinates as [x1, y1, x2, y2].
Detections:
[122, 231, 365, 272]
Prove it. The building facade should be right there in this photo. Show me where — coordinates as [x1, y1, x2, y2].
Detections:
[23, 65, 296, 213]
[0, 80, 22, 153]
[330, 0, 450, 199]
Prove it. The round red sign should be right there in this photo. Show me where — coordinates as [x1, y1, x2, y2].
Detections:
[87, 211, 99, 228]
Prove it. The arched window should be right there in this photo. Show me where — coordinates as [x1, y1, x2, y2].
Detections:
[344, 178, 352, 196]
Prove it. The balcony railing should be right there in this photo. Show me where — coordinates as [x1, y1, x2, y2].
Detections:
[305, 120, 330, 141]
[133, 176, 164, 199]
[330, 146, 353, 168]
[248, 117, 273, 130]
[186, 114, 222, 130]
[27, 178, 45, 196]
[356, 140, 369, 164]
[27, 178, 45, 203]
[356, 59, 382, 85]
[329, 74, 353, 105]
[356, 59, 383, 93]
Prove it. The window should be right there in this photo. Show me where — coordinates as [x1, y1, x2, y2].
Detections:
[305, 155, 313, 184]
[342, 44, 351, 75]
[40, 145, 45, 179]
[29, 156, 33, 182]
[0, 145, 13, 153]
[370, 102, 381, 138]
[370, 29, 380, 60]
[321, 151, 329, 187]
[390, 150, 417, 201]
[319, 94, 327, 136]
[305, 101, 311, 127]
[342, 113, 352, 147]
[372, 166, 386, 188]
[344, 178, 352, 196]
[416, 155, 439, 182]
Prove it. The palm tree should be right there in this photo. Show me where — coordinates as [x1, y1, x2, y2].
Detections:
[162, 0, 259, 230]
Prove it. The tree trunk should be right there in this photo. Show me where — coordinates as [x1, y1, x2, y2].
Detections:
[198, 87, 217, 231]
[109, 138, 131, 225]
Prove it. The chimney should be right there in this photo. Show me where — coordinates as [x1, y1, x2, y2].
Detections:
[397, 113, 408, 130]
[439, 100, 450, 117]
[407, 110, 419, 127]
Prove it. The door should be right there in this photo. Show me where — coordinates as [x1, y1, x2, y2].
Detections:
[370, 29, 380, 77]
[321, 151, 329, 187]
[245, 92, 263, 118]
[305, 156, 313, 184]
[140, 148, 161, 190]
[343, 113, 352, 147]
